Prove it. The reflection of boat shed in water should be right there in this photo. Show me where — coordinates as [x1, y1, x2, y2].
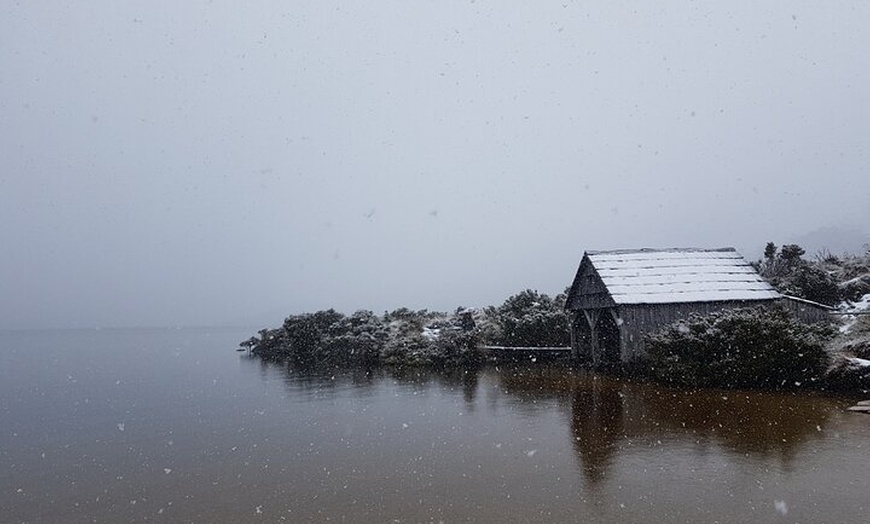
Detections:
[565, 247, 831, 367]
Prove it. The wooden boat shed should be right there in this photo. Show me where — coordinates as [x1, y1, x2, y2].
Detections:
[565, 247, 832, 367]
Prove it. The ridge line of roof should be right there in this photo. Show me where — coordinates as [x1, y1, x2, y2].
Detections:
[585, 247, 737, 255]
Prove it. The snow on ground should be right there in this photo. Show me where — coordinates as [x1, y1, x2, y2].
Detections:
[840, 317, 858, 335]
[840, 293, 870, 314]
[847, 357, 870, 368]
[837, 293, 870, 335]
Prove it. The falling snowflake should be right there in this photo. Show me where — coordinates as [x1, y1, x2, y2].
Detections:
[774, 500, 788, 515]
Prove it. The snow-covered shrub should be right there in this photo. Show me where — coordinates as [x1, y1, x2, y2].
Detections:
[243, 328, 287, 360]
[839, 275, 870, 303]
[824, 355, 870, 393]
[489, 289, 570, 347]
[322, 310, 389, 366]
[380, 308, 439, 365]
[757, 243, 840, 306]
[644, 306, 833, 390]
[831, 301, 870, 359]
[242, 290, 569, 367]
[429, 308, 483, 366]
[790, 264, 841, 306]
[381, 335, 437, 366]
[760, 243, 870, 304]
[831, 253, 870, 302]
[279, 309, 346, 365]
[245, 309, 389, 366]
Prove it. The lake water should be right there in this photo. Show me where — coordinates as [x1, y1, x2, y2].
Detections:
[1, 328, 868, 523]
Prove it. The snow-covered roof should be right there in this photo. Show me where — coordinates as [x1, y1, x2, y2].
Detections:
[586, 248, 781, 305]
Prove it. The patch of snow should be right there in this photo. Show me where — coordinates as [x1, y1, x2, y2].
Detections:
[839, 317, 857, 335]
[851, 293, 870, 312]
[841, 276, 868, 287]
[839, 293, 870, 313]
[421, 327, 441, 340]
[836, 294, 870, 334]
[846, 357, 870, 368]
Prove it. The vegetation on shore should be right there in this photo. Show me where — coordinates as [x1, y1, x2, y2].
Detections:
[242, 243, 870, 392]
[241, 289, 571, 368]
[753, 242, 870, 306]
[642, 243, 870, 392]
[643, 306, 834, 390]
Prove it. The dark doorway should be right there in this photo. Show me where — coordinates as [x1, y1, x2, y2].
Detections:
[595, 310, 621, 364]
[572, 313, 593, 362]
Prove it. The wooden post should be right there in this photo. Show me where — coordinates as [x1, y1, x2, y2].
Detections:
[609, 308, 626, 363]
[569, 313, 579, 360]
[583, 309, 600, 368]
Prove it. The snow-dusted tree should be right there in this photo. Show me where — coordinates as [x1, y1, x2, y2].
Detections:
[491, 290, 570, 347]
[757, 242, 839, 306]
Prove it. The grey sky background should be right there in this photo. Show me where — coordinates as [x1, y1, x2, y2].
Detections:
[2, 1, 868, 329]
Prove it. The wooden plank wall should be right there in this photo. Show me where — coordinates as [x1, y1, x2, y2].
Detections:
[778, 298, 833, 324]
[569, 261, 616, 310]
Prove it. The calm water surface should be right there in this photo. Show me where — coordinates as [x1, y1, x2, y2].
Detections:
[1, 328, 868, 523]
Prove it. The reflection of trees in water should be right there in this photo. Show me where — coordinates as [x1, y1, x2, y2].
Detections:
[386, 366, 480, 405]
[242, 357, 382, 399]
[495, 364, 580, 401]
[636, 387, 833, 462]
[244, 358, 837, 486]
[572, 380, 835, 482]
[494, 364, 836, 485]
[246, 357, 481, 404]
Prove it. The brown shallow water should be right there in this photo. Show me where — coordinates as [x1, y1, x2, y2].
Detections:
[1, 328, 868, 523]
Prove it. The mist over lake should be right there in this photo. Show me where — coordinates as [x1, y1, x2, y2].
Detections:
[2, 2, 869, 330]
[3, 3, 870, 523]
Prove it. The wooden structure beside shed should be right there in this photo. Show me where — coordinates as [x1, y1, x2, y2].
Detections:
[565, 247, 832, 367]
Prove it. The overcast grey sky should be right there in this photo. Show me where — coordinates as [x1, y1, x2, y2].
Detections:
[2, 1, 868, 329]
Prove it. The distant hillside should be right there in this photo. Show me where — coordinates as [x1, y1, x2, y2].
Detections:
[789, 225, 870, 258]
